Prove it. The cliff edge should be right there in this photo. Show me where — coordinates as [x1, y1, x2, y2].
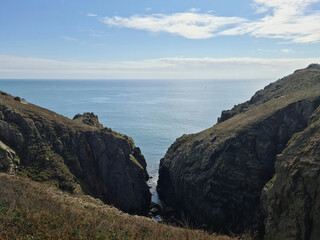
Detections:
[157, 64, 320, 239]
[0, 91, 151, 215]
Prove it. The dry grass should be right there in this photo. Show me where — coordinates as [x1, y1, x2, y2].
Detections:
[0, 174, 252, 240]
[0, 91, 129, 141]
[196, 87, 320, 145]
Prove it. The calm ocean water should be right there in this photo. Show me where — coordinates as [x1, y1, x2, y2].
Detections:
[0, 79, 271, 201]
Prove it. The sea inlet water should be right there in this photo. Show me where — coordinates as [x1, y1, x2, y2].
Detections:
[0, 79, 271, 202]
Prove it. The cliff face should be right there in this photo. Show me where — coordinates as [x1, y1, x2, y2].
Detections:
[0, 91, 151, 215]
[157, 64, 320, 237]
[262, 106, 320, 240]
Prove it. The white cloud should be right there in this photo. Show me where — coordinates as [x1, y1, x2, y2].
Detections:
[61, 35, 78, 41]
[188, 8, 201, 13]
[102, 0, 320, 43]
[145, 8, 152, 12]
[220, 0, 320, 43]
[87, 13, 98, 17]
[0, 55, 319, 80]
[252, 0, 318, 9]
[251, 3, 269, 14]
[103, 13, 246, 39]
[281, 49, 294, 53]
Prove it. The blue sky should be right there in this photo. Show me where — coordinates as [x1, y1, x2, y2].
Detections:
[0, 0, 320, 79]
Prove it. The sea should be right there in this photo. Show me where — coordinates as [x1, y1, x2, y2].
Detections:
[0, 79, 272, 202]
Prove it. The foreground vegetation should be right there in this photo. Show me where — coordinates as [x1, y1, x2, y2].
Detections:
[0, 174, 252, 240]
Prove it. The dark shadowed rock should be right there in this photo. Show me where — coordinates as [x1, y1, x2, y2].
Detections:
[307, 63, 320, 70]
[262, 109, 320, 240]
[0, 93, 151, 215]
[0, 141, 20, 174]
[13, 96, 21, 102]
[157, 65, 320, 236]
[150, 202, 162, 216]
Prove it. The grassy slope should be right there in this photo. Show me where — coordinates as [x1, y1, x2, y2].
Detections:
[219, 65, 320, 123]
[0, 91, 129, 141]
[0, 174, 252, 240]
[179, 66, 320, 147]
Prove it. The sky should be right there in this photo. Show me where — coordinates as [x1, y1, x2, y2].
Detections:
[0, 0, 320, 79]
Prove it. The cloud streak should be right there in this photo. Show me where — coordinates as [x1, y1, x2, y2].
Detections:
[87, 13, 98, 17]
[0, 55, 319, 79]
[102, 0, 320, 43]
[61, 35, 78, 41]
[222, 0, 320, 43]
[103, 13, 246, 39]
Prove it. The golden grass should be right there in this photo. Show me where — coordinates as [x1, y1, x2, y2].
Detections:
[0, 174, 252, 240]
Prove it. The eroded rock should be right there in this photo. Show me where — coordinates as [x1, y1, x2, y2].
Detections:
[0, 92, 151, 215]
[73, 112, 104, 129]
[0, 141, 20, 174]
[157, 64, 320, 235]
[262, 112, 320, 240]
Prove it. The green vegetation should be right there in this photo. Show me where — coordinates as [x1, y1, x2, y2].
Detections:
[0, 174, 251, 240]
[130, 154, 144, 169]
[17, 144, 77, 192]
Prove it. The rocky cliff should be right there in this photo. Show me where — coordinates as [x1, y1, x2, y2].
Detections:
[262, 105, 320, 240]
[157, 64, 320, 238]
[0, 91, 151, 215]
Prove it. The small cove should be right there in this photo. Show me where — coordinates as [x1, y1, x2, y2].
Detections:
[0, 79, 271, 203]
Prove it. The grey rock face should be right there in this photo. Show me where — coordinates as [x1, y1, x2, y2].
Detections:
[157, 65, 320, 236]
[262, 110, 320, 240]
[0, 91, 151, 215]
[158, 99, 320, 233]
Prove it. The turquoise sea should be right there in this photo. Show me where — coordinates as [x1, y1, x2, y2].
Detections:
[0, 79, 271, 201]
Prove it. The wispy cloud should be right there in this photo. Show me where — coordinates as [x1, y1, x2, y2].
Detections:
[87, 13, 98, 17]
[61, 35, 78, 41]
[281, 49, 294, 53]
[0, 54, 319, 79]
[257, 48, 296, 54]
[102, 0, 320, 43]
[145, 8, 152, 12]
[222, 0, 320, 43]
[189, 8, 201, 13]
[103, 13, 246, 39]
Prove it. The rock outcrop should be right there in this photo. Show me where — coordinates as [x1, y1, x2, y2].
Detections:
[73, 112, 104, 129]
[157, 64, 320, 237]
[0, 91, 151, 215]
[0, 140, 20, 174]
